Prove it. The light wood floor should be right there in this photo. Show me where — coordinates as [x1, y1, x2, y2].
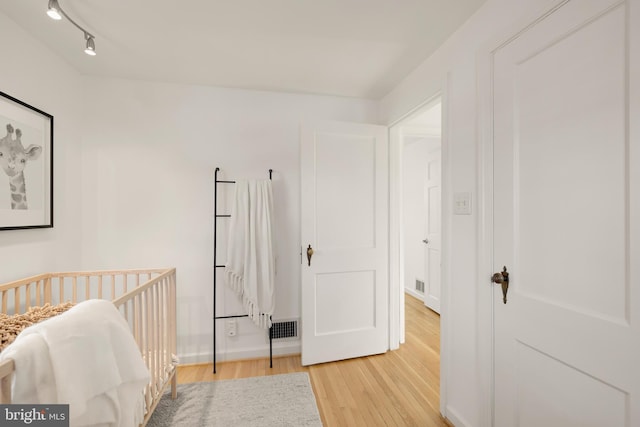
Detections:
[178, 294, 448, 426]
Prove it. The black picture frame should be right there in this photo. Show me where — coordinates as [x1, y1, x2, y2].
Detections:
[0, 91, 53, 230]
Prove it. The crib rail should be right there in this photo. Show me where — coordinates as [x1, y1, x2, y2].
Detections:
[0, 268, 177, 426]
[0, 269, 169, 314]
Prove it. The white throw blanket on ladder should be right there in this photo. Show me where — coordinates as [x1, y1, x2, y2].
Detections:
[225, 179, 275, 329]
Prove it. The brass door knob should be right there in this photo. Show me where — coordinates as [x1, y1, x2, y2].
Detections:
[306, 245, 314, 266]
[491, 266, 510, 304]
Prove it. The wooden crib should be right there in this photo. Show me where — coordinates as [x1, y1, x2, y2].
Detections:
[0, 268, 177, 427]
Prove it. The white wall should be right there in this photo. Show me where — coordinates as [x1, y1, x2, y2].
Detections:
[380, 1, 558, 426]
[0, 5, 380, 367]
[0, 12, 84, 281]
[80, 77, 379, 363]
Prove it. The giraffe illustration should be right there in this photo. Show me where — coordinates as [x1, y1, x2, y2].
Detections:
[0, 124, 42, 210]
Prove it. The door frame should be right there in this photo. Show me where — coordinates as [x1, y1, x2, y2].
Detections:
[388, 76, 452, 417]
[476, 2, 575, 426]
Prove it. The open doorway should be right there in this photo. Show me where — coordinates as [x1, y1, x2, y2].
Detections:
[389, 95, 444, 344]
[389, 93, 448, 414]
[400, 101, 442, 314]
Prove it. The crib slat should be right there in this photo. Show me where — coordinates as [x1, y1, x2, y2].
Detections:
[133, 295, 140, 348]
[159, 279, 165, 382]
[36, 280, 41, 307]
[144, 290, 153, 409]
[59, 277, 64, 304]
[165, 277, 171, 384]
[44, 275, 52, 305]
[170, 271, 177, 356]
[72, 277, 77, 303]
[41, 280, 44, 303]
[149, 287, 157, 395]
[24, 283, 31, 310]
[123, 276, 129, 321]
[154, 283, 160, 390]
[154, 286, 159, 394]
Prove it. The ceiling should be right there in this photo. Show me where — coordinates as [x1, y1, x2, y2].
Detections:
[0, 0, 486, 99]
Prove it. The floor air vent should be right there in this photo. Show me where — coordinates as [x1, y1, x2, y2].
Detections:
[270, 320, 298, 340]
[415, 279, 425, 293]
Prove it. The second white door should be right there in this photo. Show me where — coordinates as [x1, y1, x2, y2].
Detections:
[424, 146, 441, 313]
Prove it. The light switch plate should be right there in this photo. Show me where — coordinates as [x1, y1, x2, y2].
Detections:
[454, 192, 472, 215]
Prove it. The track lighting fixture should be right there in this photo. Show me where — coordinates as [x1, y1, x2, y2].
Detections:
[84, 34, 96, 56]
[46, 0, 96, 56]
[46, 0, 62, 20]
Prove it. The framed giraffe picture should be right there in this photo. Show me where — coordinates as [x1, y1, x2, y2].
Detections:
[0, 91, 53, 230]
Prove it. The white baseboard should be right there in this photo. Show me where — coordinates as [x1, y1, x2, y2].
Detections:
[404, 287, 424, 301]
[445, 405, 472, 427]
[179, 352, 212, 365]
[179, 341, 301, 365]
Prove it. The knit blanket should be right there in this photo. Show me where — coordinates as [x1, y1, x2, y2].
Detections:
[0, 302, 74, 352]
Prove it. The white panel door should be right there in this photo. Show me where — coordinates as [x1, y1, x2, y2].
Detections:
[301, 120, 388, 366]
[424, 147, 441, 313]
[493, 1, 639, 426]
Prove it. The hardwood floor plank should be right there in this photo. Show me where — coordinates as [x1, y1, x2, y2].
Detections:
[178, 294, 448, 426]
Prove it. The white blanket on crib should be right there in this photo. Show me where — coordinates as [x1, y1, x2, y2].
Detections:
[225, 179, 275, 329]
[0, 299, 150, 427]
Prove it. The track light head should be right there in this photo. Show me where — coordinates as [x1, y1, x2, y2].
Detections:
[47, 0, 62, 20]
[84, 35, 96, 56]
[47, 0, 97, 57]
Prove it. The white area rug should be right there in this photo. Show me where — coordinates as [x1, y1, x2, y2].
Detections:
[146, 372, 323, 427]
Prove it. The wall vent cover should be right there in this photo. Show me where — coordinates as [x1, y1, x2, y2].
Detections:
[270, 320, 298, 340]
[415, 279, 425, 293]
